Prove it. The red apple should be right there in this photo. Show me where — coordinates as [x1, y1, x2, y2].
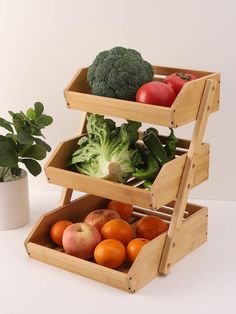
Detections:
[84, 209, 120, 231]
[62, 222, 101, 260]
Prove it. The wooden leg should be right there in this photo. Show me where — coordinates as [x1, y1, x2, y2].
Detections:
[60, 188, 73, 206]
[159, 79, 217, 275]
[59, 112, 88, 206]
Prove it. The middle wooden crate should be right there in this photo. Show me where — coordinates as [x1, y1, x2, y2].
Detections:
[45, 134, 209, 210]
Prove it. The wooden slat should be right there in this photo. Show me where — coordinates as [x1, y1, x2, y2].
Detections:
[152, 65, 212, 77]
[46, 167, 153, 209]
[65, 91, 173, 127]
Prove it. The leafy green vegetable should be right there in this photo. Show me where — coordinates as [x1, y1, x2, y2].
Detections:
[133, 127, 178, 189]
[87, 46, 154, 101]
[0, 102, 53, 182]
[164, 128, 178, 161]
[133, 150, 160, 180]
[70, 114, 142, 183]
[143, 128, 168, 165]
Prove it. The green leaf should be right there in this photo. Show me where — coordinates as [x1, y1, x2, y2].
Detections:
[34, 137, 51, 152]
[32, 130, 46, 138]
[21, 158, 42, 176]
[34, 102, 44, 117]
[22, 144, 46, 160]
[37, 114, 53, 127]
[0, 136, 18, 167]
[17, 129, 34, 145]
[0, 117, 14, 133]
[8, 111, 15, 118]
[20, 111, 29, 120]
[12, 113, 26, 131]
[6, 133, 17, 142]
[26, 108, 37, 120]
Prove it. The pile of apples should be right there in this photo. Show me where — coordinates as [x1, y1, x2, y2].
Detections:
[50, 200, 168, 269]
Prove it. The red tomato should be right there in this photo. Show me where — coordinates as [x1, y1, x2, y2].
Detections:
[135, 216, 168, 240]
[107, 200, 133, 221]
[163, 73, 197, 95]
[136, 82, 176, 107]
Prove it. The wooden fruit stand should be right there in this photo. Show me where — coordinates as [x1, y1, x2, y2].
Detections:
[25, 65, 220, 293]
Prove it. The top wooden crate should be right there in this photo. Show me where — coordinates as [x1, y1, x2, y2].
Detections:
[64, 65, 220, 127]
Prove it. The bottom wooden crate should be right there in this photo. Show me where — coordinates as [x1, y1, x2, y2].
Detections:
[25, 194, 208, 293]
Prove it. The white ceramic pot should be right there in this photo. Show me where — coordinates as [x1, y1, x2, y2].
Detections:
[0, 169, 30, 230]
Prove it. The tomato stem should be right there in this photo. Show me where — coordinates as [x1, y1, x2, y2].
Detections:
[176, 73, 192, 81]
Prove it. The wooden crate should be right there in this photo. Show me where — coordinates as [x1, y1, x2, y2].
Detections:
[26, 63, 219, 291]
[25, 194, 208, 293]
[44, 134, 210, 210]
[64, 65, 220, 127]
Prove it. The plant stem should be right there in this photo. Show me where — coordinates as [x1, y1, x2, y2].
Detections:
[0, 167, 5, 182]
[0, 167, 9, 182]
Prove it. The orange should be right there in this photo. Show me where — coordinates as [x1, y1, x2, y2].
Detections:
[127, 238, 150, 263]
[135, 216, 168, 240]
[94, 239, 126, 269]
[50, 220, 73, 246]
[100, 219, 133, 245]
[107, 200, 133, 221]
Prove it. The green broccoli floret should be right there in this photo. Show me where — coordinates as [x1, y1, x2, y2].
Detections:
[70, 113, 142, 183]
[87, 46, 154, 101]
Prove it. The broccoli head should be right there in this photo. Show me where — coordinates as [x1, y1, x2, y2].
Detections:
[87, 46, 154, 101]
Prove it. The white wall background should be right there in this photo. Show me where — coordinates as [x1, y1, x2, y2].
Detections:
[0, 0, 235, 200]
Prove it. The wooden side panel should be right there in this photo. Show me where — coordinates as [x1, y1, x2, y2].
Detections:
[27, 243, 129, 293]
[128, 233, 166, 293]
[151, 154, 187, 209]
[64, 68, 91, 94]
[151, 143, 209, 209]
[192, 143, 210, 187]
[44, 135, 80, 172]
[173, 73, 220, 127]
[170, 206, 208, 265]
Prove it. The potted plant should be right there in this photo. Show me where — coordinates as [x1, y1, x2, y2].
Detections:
[0, 102, 53, 230]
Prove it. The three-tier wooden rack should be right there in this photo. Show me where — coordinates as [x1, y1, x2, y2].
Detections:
[25, 65, 220, 293]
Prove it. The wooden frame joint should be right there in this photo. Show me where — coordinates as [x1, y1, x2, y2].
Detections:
[158, 78, 217, 275]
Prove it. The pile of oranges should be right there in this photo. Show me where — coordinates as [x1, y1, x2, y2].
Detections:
[50, 200, 168, 269]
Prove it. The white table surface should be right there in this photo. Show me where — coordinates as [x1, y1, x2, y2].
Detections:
[0, 191, 235, 314]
